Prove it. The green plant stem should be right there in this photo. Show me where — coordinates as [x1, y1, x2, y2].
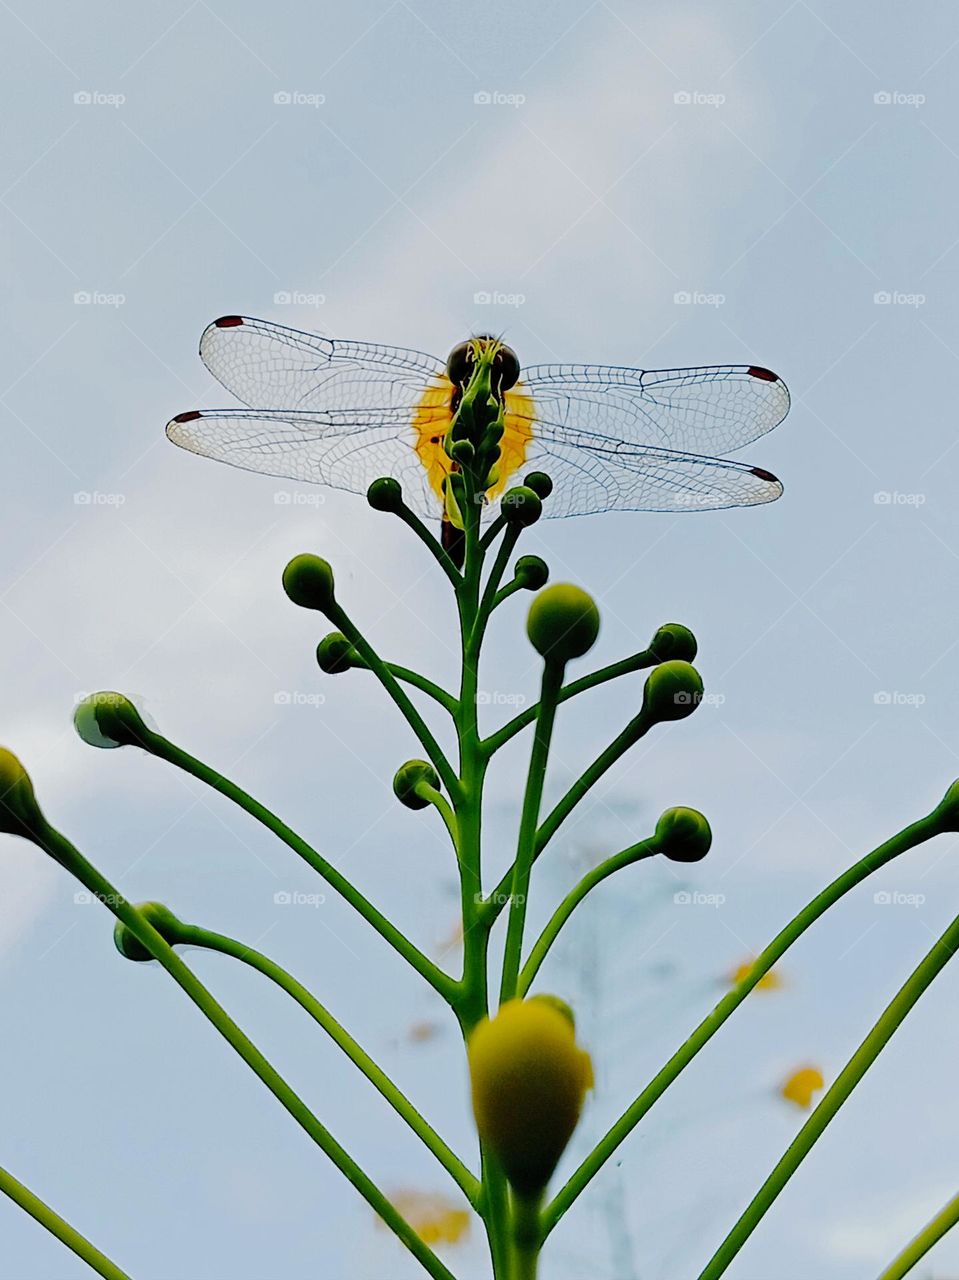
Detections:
[518, 839, 658, 995]
[482, 650, 655, 757]
[474, 526, 520, 644]
[698, 904, 959, 1280]
[140, 730, 455, 1001]
[499, 660, 565, 1004]
[179, 923, 479, 1204]
[390, 503, 461, 587]
[327, 602, 461, 801]
[0, 1163, 132, 1280]
[543, 812, 940, 1233]
[876, 1188, 959, 1280]
[485, 708, 653, 926]
[350, 658, 457, 716]
[37, 826, 458, 1280]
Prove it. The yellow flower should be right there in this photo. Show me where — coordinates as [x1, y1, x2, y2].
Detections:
[378, 1191, 470, 1246]
[729, 958, 784, 991]
[468, 997, 593, 1197]
[780, 1065, 824, 1110]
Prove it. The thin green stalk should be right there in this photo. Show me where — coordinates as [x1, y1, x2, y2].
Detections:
[349, 658, 457, 716]
[542, 812, 940, 1233]
[485, 708, 653, 925]
[391, 503, 461, 587]
[139, 730, 455, 1001]
[499, 660, 565, 1003]
[327, 602, 461, 801]
[38, 827, 458, 1280]
[482, 650, 655, 757]
[877, 1188, 959, 1280]
[698, 905, 959, 1280]
[518, 839, 658, 994]
[473, 526, 520, 646]
[0, 1164, 132, 1280]
[179, 924, 478, 1204]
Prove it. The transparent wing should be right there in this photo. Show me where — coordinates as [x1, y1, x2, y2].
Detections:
[199, 315, 445, 411]
[524, 426, 783, 517]
[166, 406, 450, 518]
[518, 363, 789, 455]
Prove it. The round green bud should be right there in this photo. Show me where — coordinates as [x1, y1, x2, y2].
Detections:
[642, 661, 703, 722]
[514, 555, 549, 591]
[450, 439, 475, 465]
[393, 759, 441, 810]
[114, 901, 187, 962]
[524, 471, 554, 500]
[316, 632, 355, 675]
[74, 692, 151, 750]
[528, 992, 576, 1031]
[501, 486, 542, 528]
[654, 807, 712, 863]
[367, 477, 403, 512]
[527, 584, 600, 665]
[649, 623, 698, 664]
[0, 749, 46, 841]
[282, 554, 335, 613]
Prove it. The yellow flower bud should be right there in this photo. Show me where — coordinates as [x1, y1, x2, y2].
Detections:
[0, 748, 47, 842]
[468, 998, 593, 1197]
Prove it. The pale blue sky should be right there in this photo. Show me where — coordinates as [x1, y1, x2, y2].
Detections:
[3, 1, 959, 1277]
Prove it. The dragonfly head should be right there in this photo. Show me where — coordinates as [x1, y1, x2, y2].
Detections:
[446, 336, 520, 394]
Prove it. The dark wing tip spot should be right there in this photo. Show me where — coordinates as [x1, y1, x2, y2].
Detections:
[173, 410, 203, 423]
[751, 466, 779, 483]
[747, 365, 778, 382]
[214, 315, 244, 328]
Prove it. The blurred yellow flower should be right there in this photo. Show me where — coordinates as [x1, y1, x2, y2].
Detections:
[468, 997, 593, 1197]
[407, 1020, 440, 1044]
[780, 1065, 824, 1110]
[728, 958, 784, 990]
[378, 1191, 470, 1246]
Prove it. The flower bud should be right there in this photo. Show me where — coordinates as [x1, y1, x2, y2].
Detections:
[527, 584, 600, 665]
[528, 992, 576, 1030]
[654, 806, 712, 862]
[282, 554, 335, 613]
[642, 661, 703, 722]
[114, 901, 187, 962]
[450, 439, 475, 465]
[501, 486, 542, 528]
[393, 759, 441, 810]
[524, 471, 553, 500]
[649, 623, 698, 664]
[316, 632, 355, 674]
[514, 555, 549, 591]
[367, 477, 403, 513]
[74, 692, 151, 750]
[468, 998, 593, 1197]
[0, 749, 47, 841]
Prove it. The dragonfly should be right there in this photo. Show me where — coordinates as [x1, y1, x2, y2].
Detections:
[167, 316, 790, 529]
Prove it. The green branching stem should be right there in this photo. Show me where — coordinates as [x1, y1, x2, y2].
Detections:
[327, 602, 461, 801]
[876, 1188, 959, 1280]
[351, 657, 458, 716]
[36, 825, 458, 1280]
[697, 904, 959, 1280]
[133, 730, 456, 1001]
[388, 502, 461, 588]
[543, 812, 941, 1234]
[484, 707, 654, 927]
[0, 1164, 132, 1280]
[499, 660, 565, 1004]
[518, 839, 659, 995]
[481, 649, 656, 757]
[179, 923, 479, 1205]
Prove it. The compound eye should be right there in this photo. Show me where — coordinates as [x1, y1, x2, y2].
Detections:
[446, 340, 475, 387]
[494, 344, 520, 391]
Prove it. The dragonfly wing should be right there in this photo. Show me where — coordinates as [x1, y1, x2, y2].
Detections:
[518, 363, 789, 455]
[199, 315, 446, 412]
[166, 406, 450, 519]
[524, 428, 782, 517]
